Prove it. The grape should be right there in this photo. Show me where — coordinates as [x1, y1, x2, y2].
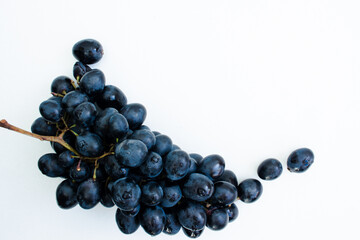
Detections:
[189, 153, 203, 164]
[140, 206, 166, 236]
[62, 91, 89, 113]
[31, 117, 57, 136]
[72, 39, 104, 64]
[120, 103, 147, 130]
[76, 179, 101, 209]
[160, 184, 182, 208]
[129, 129, 156, 150]
[115, 139, 147, 168]
[164, 150, 190, 181]
[178, 201, 207, 231]
[38, 153, 65, 178]
[79, 69, 105, 96]
[94, 107, 118, 139]
[58, 150, 75, 168]
[69, 161, 90, 182]
[198, 154, 225, 180]
[141, 181, 163, 206]
[287, 148, 314, 173]
[258, 158, 283, 180]
[216, 169, 238, 187]
[237, 179, 263, 203]
[115, 208, 140, 234]
[100, 186, 115, 208]
[188, 158, 198, 175]
[226, 203, 239, 222]
[73, 102, 97, 127]
[153, 134, 172, 156]
[206, 208, 229, 230]
[56, 179, 78, 209]
[152, 131, 161, 136]
[75, 132, 104, 157]
[182, 173, 214, 202]
[163, 210, 181, 235]
[171, 144, 180, 151]
[111, 177, 141, 211]
[108, 113, 129, 140]
[182, 228, 203, 238]
[39, 100, 63, 122]
[96, 85, 127, 111]
[138, 152, 163, 178]
[73, 61, 91, 80]
[120, 204, 140, 217]
[51, 76, 74, 94]
[210, 181, 238, 206]
[103, 155, 129, 179]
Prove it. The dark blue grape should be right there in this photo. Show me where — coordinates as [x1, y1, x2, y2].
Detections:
[96, 85, 127, 111]
[161, 184, 182, 208]
[31, 117, 57, 136]
[51, 76, 74, 94]
[188, 158, 198, 175]
[121, 204, 140, 217]
[73, 61, 91, 80]
[62, 91, 89, 113]
[38, 153, 65, 177]
[198, 154, 225, 180]
[152, 131, 161, 136]
[120, 103, 147, 130]
[50, 131, 76, 154]
[115, 208, 140, 234]
[141, 181, 163, 206]
[140, 206, 166, 236]
[94, 107, 118, 140]
[178, 201, 207, 231]
[171, 144, 180, 151]
[129, 129, 156, 150]
[139, 152, 163, 178]
[226, 203, 239, 222]
[69, 161, 90, 182]
[108, 113, 129, 140]
[210, 181, 238, 206]
[73, 102, 97, 127]
[153, 134, 172, 156]
[48, 96, 63, 105]
[103, 155, 129, 180]
[189, 153, 203, 164]
[140, 125, 150, 130]
[217, 170, 238, 187]
[182, 228, 203, 238]
[115, 139, 148, 168]
[79, 69, 105, 96]
[258, 158, 283, 180]
[100, 186, 114, 208]
[56, 179, 78, 209]
[111, 177, 141, 211]
[39, 100, 63, 122]
[287, 148, 314, 173]
[206, 208, 229, 231]
[163, 210, 181, 235]
[164, 150, 190, 181]
[72, 39, 104, 64]
[183, 173, 214, 202]
[76, 179, 101, 209]
[75, 132, 104, 157]
[58, 150, 75, 168]
[237, 178, 263, 203]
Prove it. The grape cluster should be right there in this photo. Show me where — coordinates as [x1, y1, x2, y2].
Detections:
[18, 39, 314, 238]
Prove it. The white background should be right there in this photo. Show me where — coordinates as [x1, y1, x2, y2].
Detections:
[0, 1, 359, 239]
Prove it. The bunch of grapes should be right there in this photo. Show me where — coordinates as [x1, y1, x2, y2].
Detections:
[0, 39, 314, 238]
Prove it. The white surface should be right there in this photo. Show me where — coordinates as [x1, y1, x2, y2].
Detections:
[0, 1, 359, 239]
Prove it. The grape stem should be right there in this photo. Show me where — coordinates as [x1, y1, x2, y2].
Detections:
[0, 119, 80, 155]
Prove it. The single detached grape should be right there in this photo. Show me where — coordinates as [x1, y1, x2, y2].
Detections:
[287, 148, 314, 173]
[237, 179, 263, 203]
[72, 39, 104, 64]
[258, 158, 283, 180]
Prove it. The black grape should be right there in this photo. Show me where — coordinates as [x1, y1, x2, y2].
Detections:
[56, 179, 78, 209]
[76, 179, 101, 209]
